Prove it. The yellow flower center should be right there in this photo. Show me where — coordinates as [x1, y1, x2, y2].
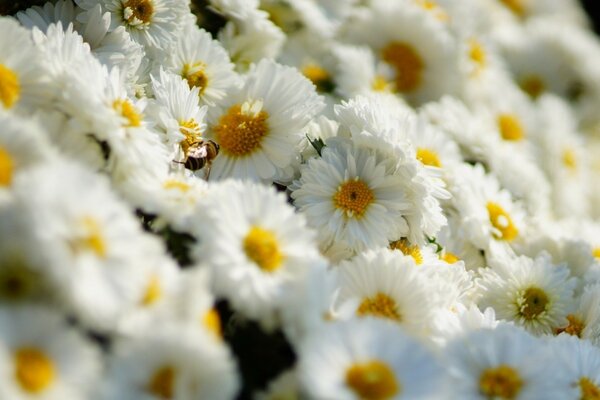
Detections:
[381, 41, 424, 93]
[414, 0, 449, 21]
[479, 365, 523, 399]
[518, 287, 549, 320]
[372, 75, 392, 92]
[520, 75, 545, 99]
[593, 248, 600, 260]
[346, 360, 400, 400]
[113, 99, 142, 127]
[213, 103, 269, 158]
[441, 252, 460, 264]
[69, 216, 107, 258]
[497, 114, 525, 141]
[416, 148, 442, 167]
[141, 274, 162, 306]
[148, 366, 176, 399]
[163, 179, 191, 193]
[333, 179, 375, 219]
[0, 63, 20, 109]
[0, 145, 14, 187]
[301, 63, 333, 93]
[389, 239, 423, 265]
[562, 148, 577, 171]
[486, 202, 519, 241]
[243, 226, 284, 273]
[123, 0, 154, 24]
[556, 314, 584, 337]
[182, 63, 208, 94]
[500, 0, 527, 16]
[14, 347, 56, 394]
[357, 293, 402, 321]
[202, 308, 222, 338]
[469, 38, 486, 74]
[0, 262, 40, 301]
[580, 377, 600, 400]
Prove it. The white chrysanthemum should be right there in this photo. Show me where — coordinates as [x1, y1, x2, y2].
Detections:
[334, 249, 439, 336]
[16, 0, 77, 32]
[75, 0, 186, 50]
[299, 318, 445, 400]
[436, 211, 487, 271]
[0, 306, 101, 399]
[206, 59, 324, 182]
[292, 137, 411, 252]
[444, 324, 572, 400]
[341, 0, 461, 104]
[12, 160, 154, 329]
[191, 180, 322, 330]
[476, 252, 577, 335]
[552, 283, 600, 346]
[100, 325, 239, 400]
[0, 17, 48, 113]
[430, 304, 500, 347]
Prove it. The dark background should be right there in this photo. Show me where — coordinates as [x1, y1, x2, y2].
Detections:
[580, 0, 600, 34]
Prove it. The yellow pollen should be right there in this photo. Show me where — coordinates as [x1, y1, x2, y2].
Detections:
[497, 114, 525, 141]
[416, 148, 442, 167]
[70, 216, 107, 258]
[123, 0, 154, 24]
[556, 314, 584, 337]
[0, 63, 20, 109]
[580, 377, 600, 400]
[301, 63, 332, 92]
[243, 226, 284, 273]
[163, 179, 191, 193]
[148, 366, 176, 399]
[441, 252, 460, 264]
[0, 263, 40, 301]
[14, 347, 56, 394]
[141, 274, 162, 306]
[372, 75, 392, 92]
[414, 0, 449, 21]
[479, 365, 523, 399]
[520, 75, 545, 99]
[333, 179, 375, 219]
[113, 99, 142, 127]
[346, 360, 400, 400]
[500, 0, 527, 16]
[518, 287, 549, 320]
[486, 202, 519, 241]
[0, 145, 14, 187]
[593, 248, 600, 259]
[202, 308, 222, 338]
[389, 239, 423, 265]
[562, 148, 577, 171]
[357, 293, 401, 321]
[213, 103, 269, 158]
[182, 63, 208, 94]
[381, 41, 424, 93]
[469, 38, 486, 74]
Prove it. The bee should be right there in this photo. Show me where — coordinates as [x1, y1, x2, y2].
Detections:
[175, 138, 220, 179]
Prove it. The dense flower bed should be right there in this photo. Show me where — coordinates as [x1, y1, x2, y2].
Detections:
[1, 0, 600, 399]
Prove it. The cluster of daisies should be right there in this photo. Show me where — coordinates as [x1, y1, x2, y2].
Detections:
[3, 0, 600, 398]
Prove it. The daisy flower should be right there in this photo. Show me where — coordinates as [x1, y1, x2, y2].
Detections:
[554, 283, 600, 346]
[190, 180, 322, 330]
[444, 324, 571, 399]
[206, 59, 324, 182]
[476, 252, 577, 335]
[298, 318, 445, 399]
[291, 137, 411, 252]
[0, 306, 101, 399]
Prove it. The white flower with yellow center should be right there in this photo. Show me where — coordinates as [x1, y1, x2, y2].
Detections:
[191, 180, 322, 330]
[341, 0, 461, 104]
[100, 324, 239, 400]
[444, 324, 571, 399]
[75, 0, 185, 50]
[298, 318, 445, 400]
[0, 306, 101, 399]
[476, 252, 577, 335]
[334, 249, 439, 337]
[292, 137, 411, 252]
[206, 59, 324, 182]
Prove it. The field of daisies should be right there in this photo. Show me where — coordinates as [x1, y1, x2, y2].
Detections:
[4, 0, 600, 398]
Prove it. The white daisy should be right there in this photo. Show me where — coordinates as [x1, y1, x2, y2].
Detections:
[298, 318, 445, 400]
[206, 59, 324, 182]
[476, 252, 577, 335]
[0, 306, 101, 399]
[291, 137, 411, 252]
